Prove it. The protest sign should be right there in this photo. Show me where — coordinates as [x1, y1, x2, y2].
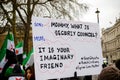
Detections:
[32, 17, 103, 80]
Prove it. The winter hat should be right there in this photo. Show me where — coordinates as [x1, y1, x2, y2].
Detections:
[98, 66, 120, 80]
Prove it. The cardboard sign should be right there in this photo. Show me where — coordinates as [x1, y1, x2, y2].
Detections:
[32, 17, 103, 80]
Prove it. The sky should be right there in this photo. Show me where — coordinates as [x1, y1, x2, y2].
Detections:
[79, 0, 120, 29]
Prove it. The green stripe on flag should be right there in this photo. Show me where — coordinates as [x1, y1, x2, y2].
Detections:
[16, 41, 23, 48]
[0, 32, 13, 62]
[22, 48, 33, 68]
[8, 32, 14, 41]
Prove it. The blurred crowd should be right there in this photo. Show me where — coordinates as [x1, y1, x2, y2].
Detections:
[0, 59, 120, 80]
[0, 63, 34, 80]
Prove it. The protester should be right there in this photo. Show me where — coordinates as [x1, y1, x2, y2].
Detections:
[102, 59, 108, 68]
[8, 63, 25, 80]
[102, 62, 108, 68]
[25, 65, 35, 80]
[98, 59, 120, 80]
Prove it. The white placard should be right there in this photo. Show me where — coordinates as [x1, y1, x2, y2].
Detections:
[32, 17, 103, 80]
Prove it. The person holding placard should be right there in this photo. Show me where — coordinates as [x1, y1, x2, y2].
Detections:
[98, 59, 120, 80]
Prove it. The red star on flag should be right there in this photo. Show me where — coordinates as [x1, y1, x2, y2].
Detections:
[15, 50, 19, 55]
[15, 78, 22, 80]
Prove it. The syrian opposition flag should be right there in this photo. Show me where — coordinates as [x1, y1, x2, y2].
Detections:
[1, 32, 17, 76]
[5, 64, 25, 78]
[22, 48, 34, 69]
[15, 42, 23, 64]
[6, 32, 17, 64]
[15, 42, 23, 55]
[0, 57, 8, 73]
[8, 76, 25, 80]
[0, 32, 10, 73]
[4, 64, 15, 77]
[6, 64, 25, 80]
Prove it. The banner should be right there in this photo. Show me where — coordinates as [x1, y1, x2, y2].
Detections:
[32, 17, 103, 80]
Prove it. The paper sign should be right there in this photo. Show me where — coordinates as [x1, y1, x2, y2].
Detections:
[32, 17, 103, 80]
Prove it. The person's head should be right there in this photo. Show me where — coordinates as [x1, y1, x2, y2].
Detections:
[115, 59, 120, 70]
[25, 66, 35, 80]
[98, 66, 120, 80]
[13, 64, 22, 73]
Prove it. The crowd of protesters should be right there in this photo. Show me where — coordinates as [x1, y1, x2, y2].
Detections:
[1, 59, 120, 80]
[0, 63, 35, 80]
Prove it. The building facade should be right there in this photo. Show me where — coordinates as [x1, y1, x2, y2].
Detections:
[101, 19, 120, 64]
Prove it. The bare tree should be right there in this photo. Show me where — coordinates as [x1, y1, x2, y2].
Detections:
[0, 2, 10, 34]
[0, 0, 88, 53]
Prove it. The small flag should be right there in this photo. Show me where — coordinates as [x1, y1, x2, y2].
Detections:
[15, 42, 23, 55]
[8, 76, 24, 80]
[0, 32, 9, 62]
[15, 42, 23, 64]
[6, 32, 17, 64]
[4, 64, 15, 77]
[7, 64, 25, 80]
[22, 48, 34, 69]
[0, 32, 17, 76]
[0, 32, 13, 73]
[0, 57, 8, 73]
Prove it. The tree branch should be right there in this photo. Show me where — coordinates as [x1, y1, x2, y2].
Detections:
[0, 21, 9, 34]
[19, 6, 28, 16]
[10, 0, 26, 25]
[41, 4, 51, 17]
[0, 3, 13, 25]
[49, 1, 73, 19]
[30, 0, 39, 17]
[0, 0, 11, 4]
[16, 7, 26, 25]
